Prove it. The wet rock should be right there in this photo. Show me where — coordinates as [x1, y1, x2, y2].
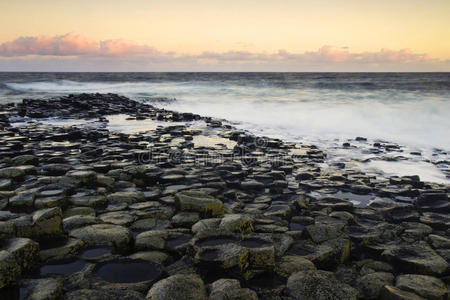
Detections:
[275, 255, 316, 278]
[65, 288, 145, 300]
[69, 224, 132, 254]
[63, 215, 99, 232]
[99, 211, 136, 226]
[359, 259, 393, 276]
[382, 243, 448, 275]
[146, 274, 207, 300]
[171, 212, 200, 228]
[304, 223, 344, 243]
[0, 238, 39, 288]
[286, 270, 358, 300]
[19, 278, 63, 300]
[241, 180, 265, 192]
[128, 251, 170, 265]
[208, 278, 258, 300]
[9, 191, 36, 211]
[31, 207, 64, 240]
[396, 274, 448, 300]
[66, 170, 97, 186]
[131, 218, 170, 232]
[63, 206, 96, 218]
[195, 242, 249, 274]
[135, 230, 168, 251]
[356, 272, 394, 299]
[175, 191, 224, 216]
[0, 178, 12, 190]
[380, 285, 425, 300]
[107, 191, 145, 204]
[219, 214, 254, 235]
[428, 234, 450, 249]
[0, 166, 35, 179]
[12, 155, 39, 166]
[241, 237, 276, 276]
[401, 222, 432, 242]
[69, 195, 107, 208]
[416, 191, 449, 213]
[40, 238, 84, 263]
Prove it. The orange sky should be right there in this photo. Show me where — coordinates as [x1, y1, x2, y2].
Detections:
[1, 0, 449, 71]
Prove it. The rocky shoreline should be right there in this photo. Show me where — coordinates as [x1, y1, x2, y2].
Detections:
[0, 93, 448, 300]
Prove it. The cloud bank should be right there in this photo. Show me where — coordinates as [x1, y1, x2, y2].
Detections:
[0, 33, 448, 71]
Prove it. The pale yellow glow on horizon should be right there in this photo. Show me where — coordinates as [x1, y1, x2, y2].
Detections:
[1, 0, 449, 59]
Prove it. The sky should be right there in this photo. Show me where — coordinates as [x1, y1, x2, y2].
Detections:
[0, 0, 449, 71]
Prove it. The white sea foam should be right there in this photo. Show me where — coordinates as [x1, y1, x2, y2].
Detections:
[5, 79, 450, 183]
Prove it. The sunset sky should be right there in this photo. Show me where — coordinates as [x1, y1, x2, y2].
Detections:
[1, 0, 449, 71]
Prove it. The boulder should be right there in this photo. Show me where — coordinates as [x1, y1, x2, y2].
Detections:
[275, 255, 316, 278]
[382, 243, 447, 275]
[107, 191, 145, 204]
[208, 278, 258, 300]
[356, 272, 394, 299]
[175, 191, 223, 216]
[135, 230, 168, 251]
[31, 207, 64, 240]
[218, 214, 254, 235]
[396, 274, 448, 300]
[20, 278, 63, 300]
[286, 270, 358, 300]
[146, 274, 207, 300]
[380, 285, 425, 300]
[0, 238, 39, 288]
[69, 224, 132, 254]
[65, 288, 144, 300]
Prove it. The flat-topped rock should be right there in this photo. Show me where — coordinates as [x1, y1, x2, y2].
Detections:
[382, 243, 448, 275]
[69, 224, 132, 254]
[146, 274, 207, 300]
[175, 191, 223, 216]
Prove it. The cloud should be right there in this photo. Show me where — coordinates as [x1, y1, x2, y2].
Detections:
[0, 33, 447, 71]
[0, 32, 162, 58]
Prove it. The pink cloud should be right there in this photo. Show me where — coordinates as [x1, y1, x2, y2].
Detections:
[0, 32, 161, 58]
[0, 33, 446, 71]
[0, 33, 98, 56]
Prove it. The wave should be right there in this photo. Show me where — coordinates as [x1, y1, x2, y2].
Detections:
[3, 78, 450, 151]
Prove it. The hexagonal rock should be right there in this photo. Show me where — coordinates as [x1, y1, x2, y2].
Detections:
[286, 270, 358, 300]
[66, 170, 97, 185]
[19, 278, 63, 300]
[0, 238, 39, 288]
[395, 274, 448, 300]
[208, 278, 258, 300]
[0, 166, 36, 179]
[381, 243, 447, 275]
[31, 207, 64, 240]
[175, 191, 223, 216]
[195, 243, 249, 272]
[65, 288, 144, 300]
[135, 230, 168, 251]
[380, 285, 425, 300]
[146, 274, 207, 300]
[218, 214, 254, 235]
[356, 272, 394, 299]
[275, 255, 316, 278]
[69, 224, 132, 254]
[107, 191, 145, 204]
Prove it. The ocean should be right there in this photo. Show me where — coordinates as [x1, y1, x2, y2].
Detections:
[1, 72, 449, 183]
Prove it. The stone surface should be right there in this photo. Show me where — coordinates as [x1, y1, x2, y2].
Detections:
[382, 243, 448, 275]
[146, 274, 207, 300]
[69, 224, 132, 253]
[395, 274, 448, 300]
[286, 270, 358, 300]
[175, 191, 224, 216]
